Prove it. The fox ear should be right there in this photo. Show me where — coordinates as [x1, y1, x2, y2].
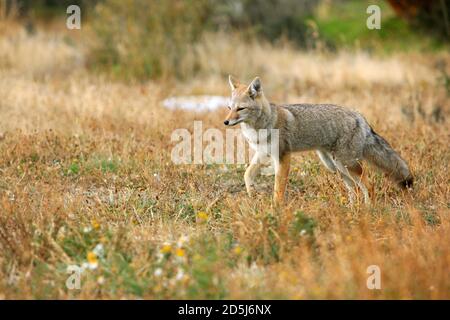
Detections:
[247, 77, 262, 99]
[228, 75, 240, 91]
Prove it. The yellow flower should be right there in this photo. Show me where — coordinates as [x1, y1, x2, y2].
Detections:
[175, 248, 185, 257]
[87, 251, 97, 263]
[87, 251, 98, 269]
[196, 211, 208, 222]
[91, 219, 100, 230]
[160, 244, 172, 254]
[233, 246, 243, 255]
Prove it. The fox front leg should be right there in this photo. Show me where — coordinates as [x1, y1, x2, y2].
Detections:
[244, 152, 264, 196]
[273, 153, 291, 206]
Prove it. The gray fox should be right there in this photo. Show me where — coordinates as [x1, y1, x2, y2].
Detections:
[224, 75, 413, 205]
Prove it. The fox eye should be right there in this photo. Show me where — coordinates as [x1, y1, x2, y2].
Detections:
[227, 106, 231, 110]
[236, 107, 246, 111]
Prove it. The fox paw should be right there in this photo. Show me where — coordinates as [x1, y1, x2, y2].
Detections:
[246, 187, 256, 197]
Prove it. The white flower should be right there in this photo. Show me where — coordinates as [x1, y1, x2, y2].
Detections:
[93, 244, 104, 257]
[156, 252, 164, 262]
[80, 261, 96, 270]
[175, 269, 185, 281]
[154, 268, 163, 277]
[177, 235, 190, 248]
[83, 226, 92, 233]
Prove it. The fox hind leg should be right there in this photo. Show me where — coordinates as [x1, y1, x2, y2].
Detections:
[316, 151, 357, 204]
[347, 163, 371, 204]
[335, 160, 370, 205]
[317, 151, 361, 204]
[334, 160, 359, 205]
[316, 150, 337, 172]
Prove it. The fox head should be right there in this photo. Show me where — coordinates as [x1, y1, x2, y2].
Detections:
[224, 75, 265, 126]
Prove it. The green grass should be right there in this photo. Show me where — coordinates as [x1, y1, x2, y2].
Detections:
[313, 0, 445, 52]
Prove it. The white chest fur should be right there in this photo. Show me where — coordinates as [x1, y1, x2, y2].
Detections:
[240, 123, 274, 154]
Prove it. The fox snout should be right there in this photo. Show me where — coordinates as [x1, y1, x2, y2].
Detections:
[224, 110, 240, 126]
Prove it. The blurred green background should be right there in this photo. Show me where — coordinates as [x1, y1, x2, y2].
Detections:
[4, 0, 449, 80]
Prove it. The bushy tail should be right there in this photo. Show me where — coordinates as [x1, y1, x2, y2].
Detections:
[363, 128, 413, 189]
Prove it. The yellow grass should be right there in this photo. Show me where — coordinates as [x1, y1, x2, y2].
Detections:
[0, 24, 449, 299]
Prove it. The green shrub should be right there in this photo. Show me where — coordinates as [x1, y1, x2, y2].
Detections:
[89, 0, 212, 80]
[213, 0, 319, 44]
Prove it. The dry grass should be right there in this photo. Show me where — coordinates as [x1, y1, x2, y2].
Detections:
[0, 24, 449, 299]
